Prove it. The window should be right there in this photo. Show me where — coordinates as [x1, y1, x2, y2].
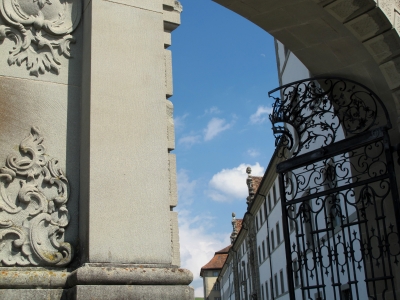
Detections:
[263, 201, 268, 219]
[274, 274, 279, 296]
[293, 260, 300, 287]
[280, 270, 285, 294]
[270, 278, 274, 299]
[273, 185, 277, 204]
[276, 222, 280, 244]
[289, 204, 296, 231]
[324, 160, 341, 229]
[341, 287, 352, 300]
[266, 281, 269, 300]
[214, 297, 221, 300]
[271, 230, 275, 250]
[266, 236, 270, 254]
[283, 45, 289, 57]
[261, 283, 265, 300]
[256, 216, 259, 230]
[268, 194, 272, 212]
[258, 246, 261, 264]
[260, 208, 263, 224]
[262, 241, 266, 260]
[304, 200, 314, 248]
[213, 271, 219, 277]
[213, 282, 220, 291]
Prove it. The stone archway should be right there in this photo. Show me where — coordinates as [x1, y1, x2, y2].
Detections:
[214, 0, 400, 132]
[0, 0, 399, 298]
[213, 1, 400, 299]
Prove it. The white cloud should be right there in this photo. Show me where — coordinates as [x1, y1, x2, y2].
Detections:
[174, 113, 189, 131]
[204, 117, 234, 141]
[247, 148, 260, 158]
[178, 209, 230, 297]
[207, 163, 264, 202]
[177, 169, 197, 207]
[250, 105, 273, 124]
[204, 106, 221, 115]
[178, 134, 201, 148]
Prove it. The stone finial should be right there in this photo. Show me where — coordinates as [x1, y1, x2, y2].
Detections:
[174, 1, 183, 12]
[246, 166, 254, 208]
[230, 212, 238, 244]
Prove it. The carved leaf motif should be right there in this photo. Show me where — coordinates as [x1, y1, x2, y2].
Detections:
[0, 0, 81, 76]
[33, 0, 52, 9]
[0, 127, 73, 267]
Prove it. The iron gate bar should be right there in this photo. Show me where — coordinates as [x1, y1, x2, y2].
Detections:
[268, 77, 400, 300]
[276, 127, 385, 174]
[282, 173, 390, 207]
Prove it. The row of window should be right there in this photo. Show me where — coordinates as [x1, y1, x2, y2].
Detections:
[260, 270, 286, 300]
[258, 221, 282, 264]
[255, 183, 279, 231]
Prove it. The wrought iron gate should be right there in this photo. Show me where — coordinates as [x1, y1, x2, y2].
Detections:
[268, 78, 400, 300]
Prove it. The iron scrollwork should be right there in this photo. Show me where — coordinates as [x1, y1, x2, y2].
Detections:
[268, 77, 390, 159]
[270, 77, 400, 300]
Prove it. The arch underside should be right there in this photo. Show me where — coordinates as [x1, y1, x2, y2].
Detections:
[213, 0, 400, 134]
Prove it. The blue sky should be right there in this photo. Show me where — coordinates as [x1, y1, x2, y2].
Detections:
[171, 1, 279, 296]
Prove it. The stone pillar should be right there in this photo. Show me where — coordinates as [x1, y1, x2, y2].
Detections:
[0, 0, 193, 297]
[73, 0, 193, 298]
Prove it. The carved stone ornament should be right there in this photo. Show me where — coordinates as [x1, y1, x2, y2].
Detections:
[0, 0, 81, 76]
[0, 127, 72, 266]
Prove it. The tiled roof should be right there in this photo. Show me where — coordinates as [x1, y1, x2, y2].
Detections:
[200, 245, 231, 276]
[216, 245, 231, 254]
[201, 253, 228, 271]
[252, 176, 262, 193]
[236, 219, 243, 233]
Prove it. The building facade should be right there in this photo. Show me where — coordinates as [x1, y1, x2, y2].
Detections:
[218, 40, 377, 300]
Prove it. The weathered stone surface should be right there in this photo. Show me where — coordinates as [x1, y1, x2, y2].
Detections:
[67, 264, 193, 286]
[0, 269, 69, 288]
[345, 7, 392, 42]
[325, 0, 375, 23]
[169, 153, 178, 206]
[0, 0, 81, 77]
[67, 285, 194, 300]
[80, 0, 172, 264]
[0, 289, 65, 300]
[165, 50, 174, 98]
[170, 211, 181, 267]
[0, 128, 73, 267]
[167, 100, 176, 151]
[380, 56, 400, 90]
[364, 29, 400, 63]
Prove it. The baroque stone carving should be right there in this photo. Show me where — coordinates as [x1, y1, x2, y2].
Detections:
[0, 127, 72, 266]
[0, 0, 81, 76]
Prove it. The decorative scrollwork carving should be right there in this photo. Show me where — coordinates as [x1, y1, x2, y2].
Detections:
[0, 0, 81, 76]
[268, 77, 390, 159]
[0, 127, 72, 267]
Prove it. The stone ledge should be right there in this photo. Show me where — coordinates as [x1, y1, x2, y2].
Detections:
[66, 285, 194, 300]
[66, 264, 193, 287]
[0, 269, 69, 289]
[0, 289, 65, 300]
[0, 265, 193, 290]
